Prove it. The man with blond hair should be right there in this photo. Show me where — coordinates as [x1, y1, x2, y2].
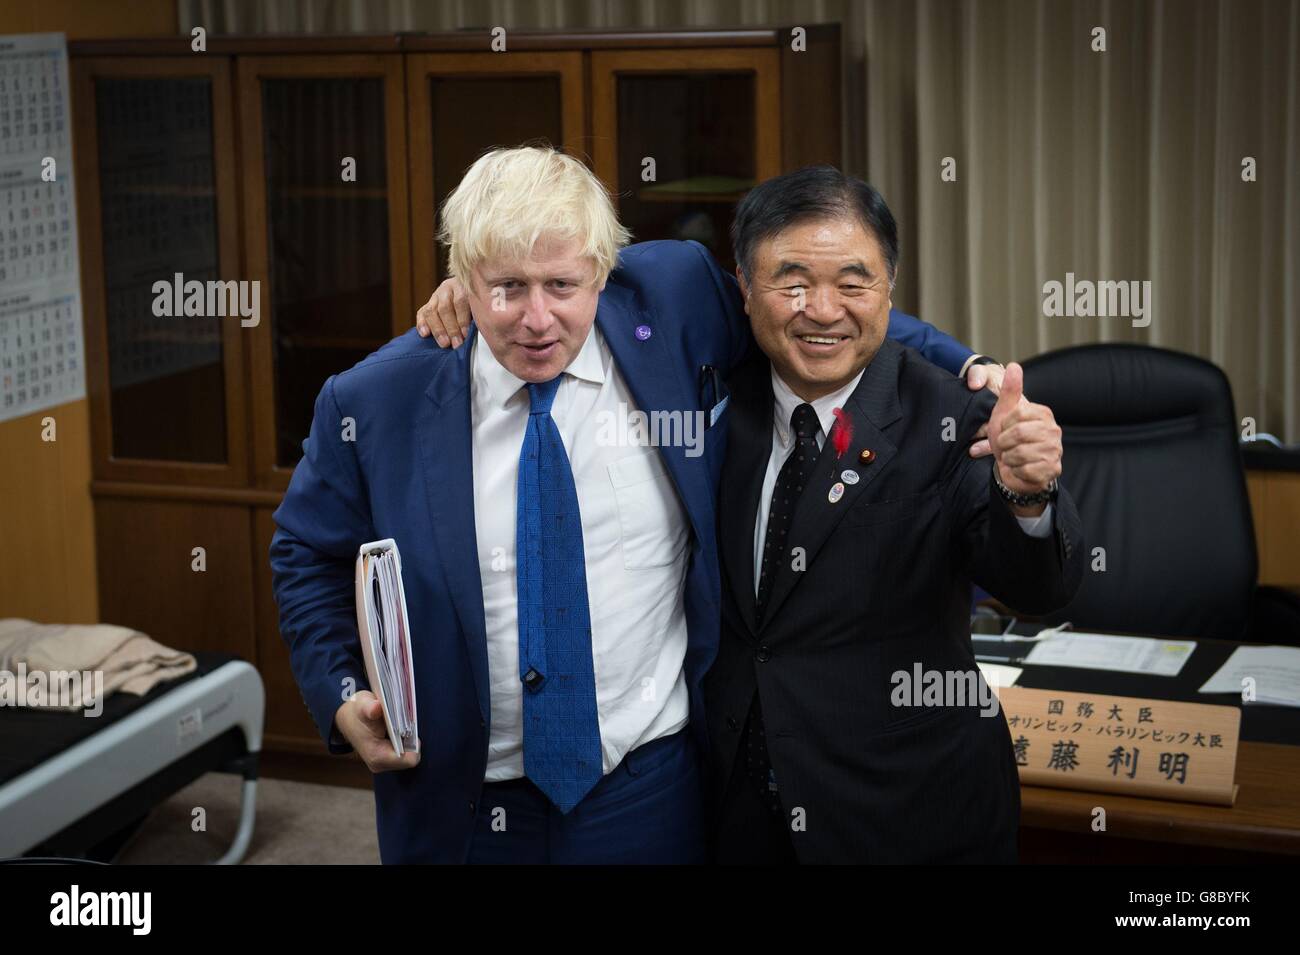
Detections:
[271, 146, 985, 864]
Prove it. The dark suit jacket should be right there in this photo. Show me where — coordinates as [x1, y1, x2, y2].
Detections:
[705, 338, 1086, 863]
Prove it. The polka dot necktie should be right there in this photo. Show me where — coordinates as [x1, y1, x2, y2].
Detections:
[756, 402, 821, 618]
[516, 376, 602, 813]
[746, 402, 820, 814]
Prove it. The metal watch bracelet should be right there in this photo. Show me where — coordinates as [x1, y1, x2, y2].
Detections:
[993, 468, 1059, 507]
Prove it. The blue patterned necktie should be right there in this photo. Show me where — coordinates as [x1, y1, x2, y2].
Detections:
[515, 376, 602, 812]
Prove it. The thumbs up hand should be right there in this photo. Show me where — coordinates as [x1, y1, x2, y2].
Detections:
[986, 362, 1063, 506]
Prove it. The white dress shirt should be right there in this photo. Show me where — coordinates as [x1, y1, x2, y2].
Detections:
[754, 367, 1053, 591]
[470, 326, 691, 781]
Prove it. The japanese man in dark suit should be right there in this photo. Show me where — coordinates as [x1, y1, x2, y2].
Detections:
[705, 166, 1086, 863]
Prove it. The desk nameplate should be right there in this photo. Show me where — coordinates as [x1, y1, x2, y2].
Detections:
[993, 686, 1240, 806]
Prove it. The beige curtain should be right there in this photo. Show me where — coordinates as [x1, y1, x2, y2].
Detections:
[884, 0, 1300, 447]
[180, 0, 1300, 441]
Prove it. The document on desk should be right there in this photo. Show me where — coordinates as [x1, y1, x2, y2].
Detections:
[1199, 646, 1300, 706]
[976, 662, 1023, 689]
[1022, 631, 1196, 676]
[354, 539, 419, 755]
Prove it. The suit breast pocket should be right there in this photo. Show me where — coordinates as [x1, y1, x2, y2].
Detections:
[840, 488, 947, 608]
[845, 489, 934, 527]
[607, 450, 689, 570]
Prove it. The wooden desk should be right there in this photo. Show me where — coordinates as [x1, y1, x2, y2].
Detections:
[1019, 741, 1300, 861]
[985, 615, 1300, 862]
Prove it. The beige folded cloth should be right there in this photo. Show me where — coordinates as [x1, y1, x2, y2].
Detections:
[0, 618, 197, 710]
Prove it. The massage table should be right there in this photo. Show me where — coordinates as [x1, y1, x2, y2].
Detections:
[0, 653, 264, 863]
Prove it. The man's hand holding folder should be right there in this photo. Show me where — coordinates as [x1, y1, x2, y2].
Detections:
[333, 539, 421, 773]
[335, 690, 420, 773]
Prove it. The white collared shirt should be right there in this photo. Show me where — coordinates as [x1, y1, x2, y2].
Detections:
[470, 326, 691, 781]
[754, 367, 1053, 592]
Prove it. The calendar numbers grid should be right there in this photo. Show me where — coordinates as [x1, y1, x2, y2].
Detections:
[0, 33, 85, 423]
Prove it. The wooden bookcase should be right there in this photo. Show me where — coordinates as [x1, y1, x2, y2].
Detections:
[69, 27, 841, 773]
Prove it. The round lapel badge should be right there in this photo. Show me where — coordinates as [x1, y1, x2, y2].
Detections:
[859, 448, 876, 464]
[841, 469, 860, 485]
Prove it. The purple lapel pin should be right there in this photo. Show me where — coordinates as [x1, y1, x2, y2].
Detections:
[634, 324, 652, 341]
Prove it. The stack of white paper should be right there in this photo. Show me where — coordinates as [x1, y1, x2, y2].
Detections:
[354, 540, 419, 754]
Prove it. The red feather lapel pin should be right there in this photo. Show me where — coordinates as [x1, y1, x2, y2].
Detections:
[830, 407, 853, 459]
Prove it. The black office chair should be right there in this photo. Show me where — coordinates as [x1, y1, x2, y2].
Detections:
[1021, 343, 1300, 643]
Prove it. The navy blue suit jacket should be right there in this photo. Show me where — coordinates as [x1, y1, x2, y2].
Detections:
[269, 239, 974, 862]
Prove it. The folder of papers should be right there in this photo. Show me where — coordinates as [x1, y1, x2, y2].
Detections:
[353, 539, 419, 755]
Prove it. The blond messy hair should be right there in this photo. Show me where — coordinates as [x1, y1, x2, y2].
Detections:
[438, 145, 631, 288]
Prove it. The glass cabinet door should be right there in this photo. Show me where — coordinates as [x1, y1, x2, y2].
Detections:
[405, 52, 585, 297]
[591, 49, 781, 273]
[74, 57, 248, 485]
[237, 56, 411, 485]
